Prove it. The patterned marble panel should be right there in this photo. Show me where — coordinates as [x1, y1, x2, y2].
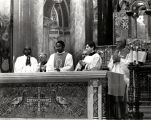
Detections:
[0, 82, 87, 118]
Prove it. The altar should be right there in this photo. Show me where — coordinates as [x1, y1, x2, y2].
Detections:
[0, 71, 107, 120]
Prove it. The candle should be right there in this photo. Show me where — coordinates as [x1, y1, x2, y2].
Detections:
[130, 45, 133, 63]
[136, 46, 138, 64]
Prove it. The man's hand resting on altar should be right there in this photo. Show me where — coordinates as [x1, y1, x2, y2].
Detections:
[54, 68, 60, 72]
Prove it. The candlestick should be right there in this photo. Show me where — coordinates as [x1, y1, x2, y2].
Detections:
[130, 45, 133, 63]
[136, 46, 138, 64]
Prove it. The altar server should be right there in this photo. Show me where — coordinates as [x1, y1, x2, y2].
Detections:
[14, 46, 38, 73]
[46, 40, 73, 72]
[38, 53, 47, 72]
[75, 41, 102, 71]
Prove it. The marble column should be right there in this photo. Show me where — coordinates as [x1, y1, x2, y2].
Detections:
[13, 0, 43, 61]
[70, 0, 86, 65]
[85, 0, 93, 44]
[30, 0, 43, 58]
[13, 0, 23, 60]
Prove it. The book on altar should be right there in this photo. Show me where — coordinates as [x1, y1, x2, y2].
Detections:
[133, 51, 147, 63]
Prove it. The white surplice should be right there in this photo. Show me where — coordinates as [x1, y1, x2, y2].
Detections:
[107, 54, 130, 86]
[14, 55, 38, 73]
[75, 53, 102, 71]
[84, 53, 102, 71]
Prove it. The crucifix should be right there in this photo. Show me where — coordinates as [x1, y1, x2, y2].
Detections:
[27, 87, 51, 114]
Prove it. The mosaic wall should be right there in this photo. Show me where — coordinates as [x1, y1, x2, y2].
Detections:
[0, 82, 87, 118]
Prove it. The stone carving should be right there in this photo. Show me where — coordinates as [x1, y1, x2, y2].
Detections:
[113, 11, 129, 44]
[119, 0, 131, 10]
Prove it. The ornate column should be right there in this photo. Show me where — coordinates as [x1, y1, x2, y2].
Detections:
[128, 64, 144, 119]
[92, 80, 99, 119]
[88, 78, 107, 120]
[145, 9, 151, 41]
[128, 64, 135, 118]
[133, 65, 144, 119]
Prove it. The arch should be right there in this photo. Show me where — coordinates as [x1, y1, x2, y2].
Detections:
[50, 5, 59, 28]
[130, 0, 149, 11]
[44, 0, 70, 28]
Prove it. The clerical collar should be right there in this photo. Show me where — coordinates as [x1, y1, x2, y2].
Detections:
[56, 51, 65, 55]
[24, 55, 31, 57]
[89, 51, 96, 56]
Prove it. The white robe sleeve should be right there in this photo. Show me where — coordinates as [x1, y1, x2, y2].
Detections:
[85, 54, 102, 70]
[46, 54, 55, 72]
[60, 53, 73, 71]
[28, 57, 38, 72]
[124, 52, 132, 65]
[14, 57, 24, 73]
[107, 55, 114, 71]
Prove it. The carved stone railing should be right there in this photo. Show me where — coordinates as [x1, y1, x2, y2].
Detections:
[128, 64, 151, 119]
[0, 71, 107, 120]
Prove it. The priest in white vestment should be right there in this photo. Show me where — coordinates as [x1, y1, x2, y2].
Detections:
[14, 46, 38, 73]
[107, 36, 130, 119]
[108, 37, 130, 86]
[46, 40, 73, 72]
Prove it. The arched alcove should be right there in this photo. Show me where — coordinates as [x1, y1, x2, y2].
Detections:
[43, 0, 70, 57]
[128, 0, 150, 41]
